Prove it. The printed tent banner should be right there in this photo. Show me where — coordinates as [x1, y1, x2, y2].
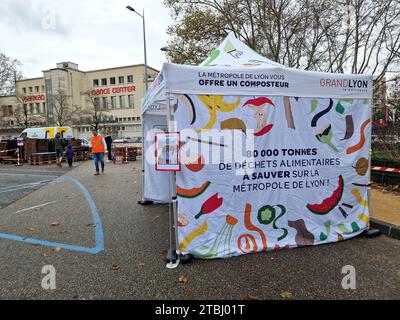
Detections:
[174, 94, 371, 258]
[141, 34, 373, 259]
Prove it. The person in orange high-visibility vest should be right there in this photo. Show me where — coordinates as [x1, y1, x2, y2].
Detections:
[90, 129, 107, 175]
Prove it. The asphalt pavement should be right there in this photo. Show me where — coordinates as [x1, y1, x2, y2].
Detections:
[0, 160, 399, 299]
[0, 165, 70, 210]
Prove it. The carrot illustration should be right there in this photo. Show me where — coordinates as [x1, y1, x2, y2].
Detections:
[179, 221, 208, 251]
[243, 203, 267, 251]
[346, 118, 371, 154]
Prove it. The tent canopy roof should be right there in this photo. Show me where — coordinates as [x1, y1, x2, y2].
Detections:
[199, 33, 285, 68]
[142, 34, 372, 115]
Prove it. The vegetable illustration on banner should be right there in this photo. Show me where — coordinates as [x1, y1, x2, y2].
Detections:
[194, 193, 223, 219]
[346, 119, 371, 154]
[257, 205, 288, 241]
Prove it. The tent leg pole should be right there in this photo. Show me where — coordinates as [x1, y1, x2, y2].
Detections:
[172, 171, 180, 256]
[364, 101, 381, 238]
[170, 170, 192, 264]
[138, 115, 153, 205]
[166, 93, 180, 269]
[166, 172, 179, 268]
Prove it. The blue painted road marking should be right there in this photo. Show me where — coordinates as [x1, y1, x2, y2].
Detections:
[0, 176, 104, 254]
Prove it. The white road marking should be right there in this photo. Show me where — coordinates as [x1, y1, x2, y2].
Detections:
[0, 180, 54, 194]
[15, 201, 57, 214]
[0, 173, 59, 178]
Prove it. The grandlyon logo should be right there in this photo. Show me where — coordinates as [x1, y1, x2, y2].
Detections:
[320, 78, 369, 89]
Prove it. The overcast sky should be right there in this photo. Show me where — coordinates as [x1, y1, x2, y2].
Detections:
[0, 0, 173, 78]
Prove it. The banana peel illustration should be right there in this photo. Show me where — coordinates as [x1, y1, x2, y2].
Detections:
[196, 95, 240, 132]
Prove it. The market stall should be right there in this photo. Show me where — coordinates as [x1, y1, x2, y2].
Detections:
[141, 34, 373, 265]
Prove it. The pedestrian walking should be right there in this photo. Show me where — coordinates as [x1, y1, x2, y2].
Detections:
[90, 129, 107, 175]
[104, 132, 113, 162]
[53, 133, 65, 167]
[66, 144, 74, 167]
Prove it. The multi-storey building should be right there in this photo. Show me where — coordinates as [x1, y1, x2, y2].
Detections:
[0, 62, 158, 138]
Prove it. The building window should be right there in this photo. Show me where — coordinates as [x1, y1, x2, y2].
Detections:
[127, 75, 133, 83]
[2, 105, 7, 117]
[93, 79, 99, 87]
[23, 104, 28, 113]
[43, 102, 46, 113]
[41, 85, 45, 92]
[119, 95, 126, 108]
[35, 86, 39, 93]
[128, 95, 135, 108]
[102, 97, 108, 109]
[8, 105, 13, 116]
[111, 96, 116, 109]
[22, 88, 26, 94]
[101, 78, 107, 86]
[29, 87, 33, 93]
[110, 77, 116, 85]
[118, 76, 124, 84]
[35, 103, 40, 114]
[93, 97, 100, 109]
[29, 104, 34, 114]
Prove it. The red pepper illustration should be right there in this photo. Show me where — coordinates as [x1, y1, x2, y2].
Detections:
[195, 193, 223, 219]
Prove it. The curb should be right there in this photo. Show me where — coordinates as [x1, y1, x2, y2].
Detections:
[370, 218, 400, 240]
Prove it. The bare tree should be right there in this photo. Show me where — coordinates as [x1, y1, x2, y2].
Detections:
[11, 95, 42, 129]
[387, 79, 400, 122]
[81, 90, 105, 131]
[164, 0, 400, 81]
[0, 52, 22, 95]
[52, 89, 79, 126]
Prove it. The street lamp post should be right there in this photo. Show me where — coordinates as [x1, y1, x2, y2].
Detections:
[126, 5, 148, 91]
[126, 5, 152, 206]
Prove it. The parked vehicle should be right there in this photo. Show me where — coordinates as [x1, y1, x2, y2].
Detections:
[80, 137, 91, 148]
[19, 127, 74, 139]
[113, 136, 132, 143]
